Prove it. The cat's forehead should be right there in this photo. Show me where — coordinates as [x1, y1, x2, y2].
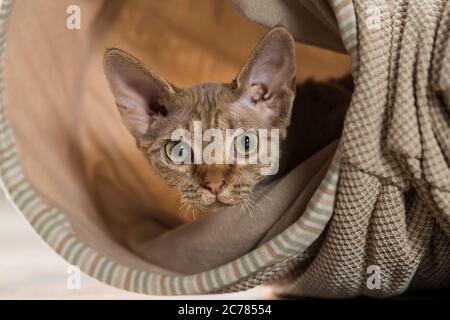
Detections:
[178, 83, 234, 123]
[182, 83, 234, 108]
[174, 83, 267, 129]
[158, 83, 266, 132]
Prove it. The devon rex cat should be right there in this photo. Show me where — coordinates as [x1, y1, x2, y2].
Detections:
[103, 27, 351, 214]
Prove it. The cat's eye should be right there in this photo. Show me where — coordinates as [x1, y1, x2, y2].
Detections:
[165, 141, 191, 164]
[235, 133, 258, 156]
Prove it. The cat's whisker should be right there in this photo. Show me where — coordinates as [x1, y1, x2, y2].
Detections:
[192, 208, 198, 221]
[240, 203, 245, 215]
[180, 203, 188, 217]
[247, 193, 263, 206]
[247, 189, 261, 201]
[240, 202, 249, 217]
[185, 203, 192, 218]
[247, 197, 265, 214]
[243, 199, 254, 218]
[244, 198, 254, 210]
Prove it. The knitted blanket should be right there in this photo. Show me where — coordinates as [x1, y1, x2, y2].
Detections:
[231, 0, 450, 297]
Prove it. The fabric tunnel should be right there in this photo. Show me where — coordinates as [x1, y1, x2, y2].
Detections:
[1, 0, 449, 298]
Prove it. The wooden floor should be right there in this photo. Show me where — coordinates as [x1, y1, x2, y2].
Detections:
[0, 189, 272, 299]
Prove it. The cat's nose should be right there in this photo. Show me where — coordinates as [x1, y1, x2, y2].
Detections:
[204, 179, 225, 195]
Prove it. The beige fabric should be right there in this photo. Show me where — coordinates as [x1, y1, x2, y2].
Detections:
[232, 0, 450, 297]
[4, 0, 350, 279]
[229, 0, 346, 53]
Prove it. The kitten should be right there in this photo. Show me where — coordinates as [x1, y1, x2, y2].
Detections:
[103, 27, 351, 212]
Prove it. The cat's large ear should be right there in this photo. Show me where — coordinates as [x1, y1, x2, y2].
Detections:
[104, 49, 176, 138]
[235, 27, 296, 120]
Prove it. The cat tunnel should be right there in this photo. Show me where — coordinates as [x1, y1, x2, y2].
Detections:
[1, 0, 449, 298]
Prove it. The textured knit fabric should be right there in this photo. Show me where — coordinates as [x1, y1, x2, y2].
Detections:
[231, 0, 450, 298]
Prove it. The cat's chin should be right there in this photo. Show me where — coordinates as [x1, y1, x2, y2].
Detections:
[205, 201, 232, 212]
[182, 196, 240, 212]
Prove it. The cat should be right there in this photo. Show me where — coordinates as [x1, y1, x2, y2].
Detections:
[103, 27, 352, 213]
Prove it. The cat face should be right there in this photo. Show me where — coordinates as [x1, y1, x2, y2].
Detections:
[104, 28, 296, 209]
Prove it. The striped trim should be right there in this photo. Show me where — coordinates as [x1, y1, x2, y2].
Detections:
[0, 0, 347, 295]
[329, 0, 358, 65]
